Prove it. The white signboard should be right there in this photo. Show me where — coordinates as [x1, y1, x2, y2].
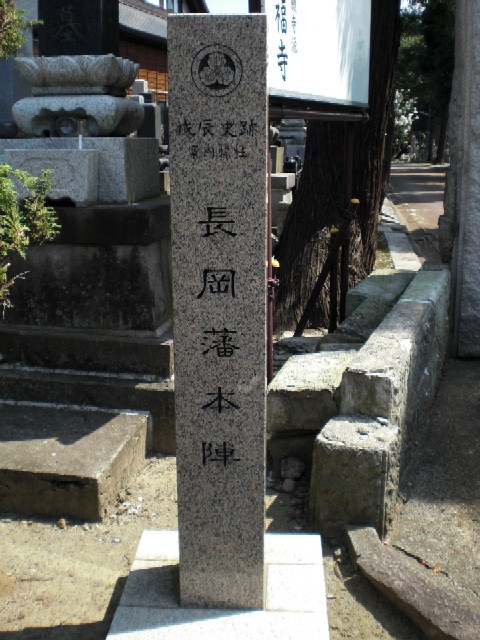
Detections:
[264, 0, 371, 107]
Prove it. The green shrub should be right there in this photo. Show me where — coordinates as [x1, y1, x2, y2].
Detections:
[0, 0, 36, 59]
[0, 165, 59, 313]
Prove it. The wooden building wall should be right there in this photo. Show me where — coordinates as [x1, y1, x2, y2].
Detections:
[120, 38, 168, 102]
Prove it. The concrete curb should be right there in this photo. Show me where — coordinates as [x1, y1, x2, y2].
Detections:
[347, 527, 480, 640]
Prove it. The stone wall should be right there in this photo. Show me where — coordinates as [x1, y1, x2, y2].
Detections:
[309, 267, 450, 540]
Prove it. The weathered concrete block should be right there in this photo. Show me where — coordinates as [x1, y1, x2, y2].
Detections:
[270, 172, 295, 190]
[381, 228, 422, 271]
[275, 333, 326, 355]
[340, 268, 450, 432]
[347, 526, 480, 640]
[309, 417, 399, 540]
[0, 325, 173, 377]
[0, 365, 175, 454]
[335, 297, 394, 342]
[268, 350, 357, 433]
[400, 267, 450, 359]
[5, 201, 171, 333]
[340, 303, 430, 425]
[317, 334, 364, 348]
[345, 269, 415, 318]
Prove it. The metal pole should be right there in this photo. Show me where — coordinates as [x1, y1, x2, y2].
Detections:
[339, 233, 350, 323]
[267, 150, 275, 383]
[340, 123, 355, 322]
[328, 228, 339, 333]
[269, 106, 367, 123]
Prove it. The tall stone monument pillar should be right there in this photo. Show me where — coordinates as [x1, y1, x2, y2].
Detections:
[443, 0, 480, 355]
[168, 15, 268, 609]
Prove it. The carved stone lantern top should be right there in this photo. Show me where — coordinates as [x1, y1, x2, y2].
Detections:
[12, 55, 144, 138]
[15, 55, 140, 97]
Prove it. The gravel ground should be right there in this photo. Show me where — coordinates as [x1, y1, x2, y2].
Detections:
[0, 455, 426, 640]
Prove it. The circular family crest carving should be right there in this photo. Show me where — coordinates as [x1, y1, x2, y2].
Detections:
[191, 44, 243, 97]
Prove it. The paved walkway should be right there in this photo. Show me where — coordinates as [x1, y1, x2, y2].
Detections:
[386, 163, 480, 618]
[389, 162, 447, 265]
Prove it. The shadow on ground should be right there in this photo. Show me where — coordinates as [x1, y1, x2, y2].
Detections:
[0, 576, 126, 640]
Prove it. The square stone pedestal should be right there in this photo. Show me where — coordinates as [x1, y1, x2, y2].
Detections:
[5, 148, 99, 206]
[107, 530, 330, 639]
[0, 137, 160, 204]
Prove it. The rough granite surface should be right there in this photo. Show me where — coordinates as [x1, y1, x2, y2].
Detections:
[310, 417, 399, 539]
[168, 15, 268, 609]
[1, 137, 160, 204]
[446, 1, 480, 355]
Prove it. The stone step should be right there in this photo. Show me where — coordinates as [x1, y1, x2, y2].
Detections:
[268, 346, 359, 435]
[107, 531, 330, 640]
[0, 364, 175, 454]
[0, 325, 174, 377]
[267, 344, 359, 474]
[0, 400, 149, 521]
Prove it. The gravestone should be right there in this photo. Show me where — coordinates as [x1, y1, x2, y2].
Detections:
[168, 14, 268, 609]
[37, 0, 119, 56]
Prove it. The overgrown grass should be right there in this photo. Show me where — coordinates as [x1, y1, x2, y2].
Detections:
[374, 231, 394, 269]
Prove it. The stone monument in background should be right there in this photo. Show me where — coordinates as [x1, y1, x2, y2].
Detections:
[37, 0, 119, 56]
[0, 0, 172, 401]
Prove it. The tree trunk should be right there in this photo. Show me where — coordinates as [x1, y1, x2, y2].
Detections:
[434, 107, 449, 164]
[273, 0, 401, 332]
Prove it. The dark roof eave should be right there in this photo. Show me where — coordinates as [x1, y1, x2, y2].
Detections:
[188, 0, 209, 12]
[119, 24, 167, 45]
[118, 0, 209, 44]
[119, 3, 167, 41]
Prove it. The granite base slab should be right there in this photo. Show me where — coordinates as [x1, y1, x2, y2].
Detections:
[107, 530, 330, 639]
